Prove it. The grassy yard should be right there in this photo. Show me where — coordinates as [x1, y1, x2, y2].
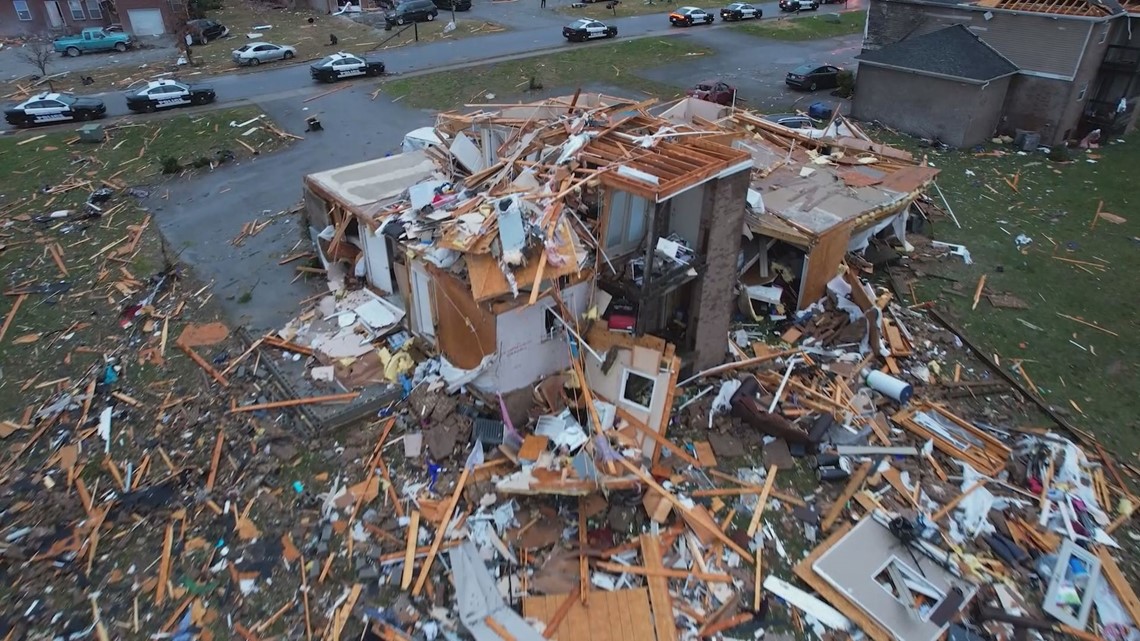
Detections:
[382, 36, 707, 109]
[0, 106, 289, 415]
[555, 0, 681, 19]
[733, 9, 865, 40]
[888, 134, 1140, 457]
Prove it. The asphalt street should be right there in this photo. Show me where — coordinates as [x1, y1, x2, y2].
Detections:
[4, 0, 862, 123]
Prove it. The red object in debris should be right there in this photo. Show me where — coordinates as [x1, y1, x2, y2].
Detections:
[608, 313, 635, 332]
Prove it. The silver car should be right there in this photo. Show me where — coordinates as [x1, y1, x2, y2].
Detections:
[231, 42, 297, 66]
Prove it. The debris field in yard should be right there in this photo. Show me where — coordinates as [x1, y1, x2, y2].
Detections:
[1, 92, 1138, 641]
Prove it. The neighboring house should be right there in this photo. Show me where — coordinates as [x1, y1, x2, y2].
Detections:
[0, 0, 181, 37]
[853, 25, 1019, 148]
[860, 0, 1140, 144]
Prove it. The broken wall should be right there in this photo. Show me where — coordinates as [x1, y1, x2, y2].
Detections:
[584, 339, 673, 459]
[686, 170, 750, 371]
[487, 281, 591, 393]
[430, 267, 497, 370]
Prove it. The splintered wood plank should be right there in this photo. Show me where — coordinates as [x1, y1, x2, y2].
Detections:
[693, 441, 717, 467]
[1096, 546, 1140, 628]
[640, 536, 678, 641]
[593, 592, 614, 641]
[626, 588, 655, 641]
[821, 460, 873, 532]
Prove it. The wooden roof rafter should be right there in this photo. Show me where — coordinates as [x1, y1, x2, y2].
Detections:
[993, 0, 1111, 16]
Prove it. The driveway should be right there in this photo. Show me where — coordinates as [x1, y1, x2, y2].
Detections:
[639, 28, 862, 112]
[0, 36, 178, 82]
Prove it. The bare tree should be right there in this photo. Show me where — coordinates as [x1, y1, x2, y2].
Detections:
[18, 37, 57, 91]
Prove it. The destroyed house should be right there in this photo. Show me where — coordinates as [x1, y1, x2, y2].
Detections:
[298, 94, 936, 408]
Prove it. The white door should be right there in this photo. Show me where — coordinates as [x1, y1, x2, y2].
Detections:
[44, 1, 63, 27]
[409, 263, 435, 340]
[127, 8, 165, 36]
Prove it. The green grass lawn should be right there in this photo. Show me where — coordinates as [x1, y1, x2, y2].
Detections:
[381, 37, 707, 109]
[889, 135, 1140, 457]
[554, 0, 681, 20]
[0, 107, 288, 416]
[733, 9, 865, 40]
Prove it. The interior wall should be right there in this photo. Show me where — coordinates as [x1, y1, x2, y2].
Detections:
[667, 185, 704, 248]
[583, 341, 671, 459]
[489, 281, 591, 393]
[429, 267, 496, 369]
[361, 228, 393, 295]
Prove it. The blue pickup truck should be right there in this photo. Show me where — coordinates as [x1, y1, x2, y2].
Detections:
[52, 28, 133, 57]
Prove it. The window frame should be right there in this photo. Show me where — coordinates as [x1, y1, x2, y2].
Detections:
[619, 368, 657, 413]
[85, 0, 100, 17]
[604, 189, 650, 257]
[68, 0, 85, 20]
[13, 0, 33, 20]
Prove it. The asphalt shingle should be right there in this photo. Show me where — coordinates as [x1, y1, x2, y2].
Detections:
[856, 24, 1020, 82]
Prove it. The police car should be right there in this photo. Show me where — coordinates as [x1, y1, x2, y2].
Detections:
[562, 19, 618, 42]
[4, 92, 106, 128]
[309, 53, 386, 83]
[124, 79, 216, 114]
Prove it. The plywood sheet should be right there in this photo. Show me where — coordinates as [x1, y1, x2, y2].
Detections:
[523, 589, 658, 641]
[429, 267, 497, 369]
[798, 220, 854, 310]
[466, 221, 581, 303]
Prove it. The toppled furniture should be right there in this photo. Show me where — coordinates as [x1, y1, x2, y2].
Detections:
[731, 375, 813, 444]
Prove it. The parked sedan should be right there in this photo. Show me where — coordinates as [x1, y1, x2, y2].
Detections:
[563, 19, 618, 42]
[669, 6, 715, 26]
[4, 92, 106, 127]
[785, 63, 841, 91]
[779, 0, 819, 10]
[186, 18, 229, 44]
[687, 80, 736, 106]
[720, 2, 761, 20]
[232, 42, 297, 66]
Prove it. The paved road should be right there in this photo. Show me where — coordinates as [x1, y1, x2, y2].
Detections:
[3, 0, 862, 125]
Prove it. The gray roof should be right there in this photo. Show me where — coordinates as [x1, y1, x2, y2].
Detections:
[856, 24, 1019, 83]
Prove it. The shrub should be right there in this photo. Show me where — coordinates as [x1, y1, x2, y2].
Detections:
[159, 156, 182, 174]
[836, 70, 855, 98]
[1048, 145, 1071, 163]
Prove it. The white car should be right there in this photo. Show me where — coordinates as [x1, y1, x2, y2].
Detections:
[232, 42, 297, 66]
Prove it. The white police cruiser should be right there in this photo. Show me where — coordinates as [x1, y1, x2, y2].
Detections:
[4, 92, 106, 128]
[124, 79, 216, 114]
[309, 52, 386, 83]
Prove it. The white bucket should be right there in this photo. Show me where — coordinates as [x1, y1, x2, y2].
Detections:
[865, 370, 913, 404]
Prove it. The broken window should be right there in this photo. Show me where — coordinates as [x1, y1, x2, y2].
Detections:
[873, 559, 947, 621]
[1043, 539, 1101, 628]
[605, 190, 649, 257]
[620, 369, 656, 411]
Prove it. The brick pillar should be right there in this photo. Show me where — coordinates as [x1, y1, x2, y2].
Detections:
[686, 170, 749, 372]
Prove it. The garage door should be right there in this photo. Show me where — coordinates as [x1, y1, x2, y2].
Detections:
[127, 8, 166, 36]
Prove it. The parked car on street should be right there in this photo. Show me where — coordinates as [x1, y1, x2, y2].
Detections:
[232, 42, 298, 66]
[309, 52, 386, 82]
[52, 28, 133, 57]
[778, 0, 820, 10]
[785, 63, 841, 90]
[186, 18, 229, 44]
[562, 19, 618, 41]
[669, 6, 715, 26]
[433, 0, 472, 10]
[4, 92, 106, 127]
[686, 80, 736, 105]
[386, 0, 439, 26]
[124, 79, 216, 113]
[719, 2, 761, 20]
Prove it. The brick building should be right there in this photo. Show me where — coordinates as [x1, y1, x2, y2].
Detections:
[855, 0, 1140, 145]
[0, 0, 183, 38]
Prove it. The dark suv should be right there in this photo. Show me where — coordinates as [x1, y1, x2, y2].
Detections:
[433, 0, 472, 9]
[385, 0, 439, 26]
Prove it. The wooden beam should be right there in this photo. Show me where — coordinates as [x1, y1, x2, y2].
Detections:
[595, 560, 733, 583]
[640, 535, 680, 641]
[230, 392, 359, 413]
[932, 480, 988, 522]
[400, 511, 420, 590]
[412, 465, 471, 596]
[617, 406, 701, 467]
[746, 465, 778, 538]
[821, 460, 873, 532]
